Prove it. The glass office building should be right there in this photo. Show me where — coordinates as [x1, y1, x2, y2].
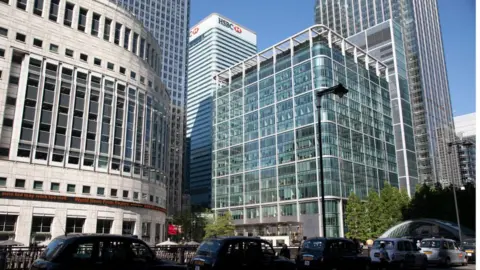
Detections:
[314, 0, 459, 187]
[112, 0, 191, 214]
[186, 14, 257, 208]
[212, 25, 397, 238]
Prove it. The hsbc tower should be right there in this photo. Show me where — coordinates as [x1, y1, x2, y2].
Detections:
[186, 14, 257, 208]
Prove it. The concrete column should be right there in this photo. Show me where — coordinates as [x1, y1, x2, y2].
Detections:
[15, 207, 33, 246]
[51, 209, 67, 239]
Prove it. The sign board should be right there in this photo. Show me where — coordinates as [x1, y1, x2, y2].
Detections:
[189, 13, 256, 45]
[0, 191, 167, 213]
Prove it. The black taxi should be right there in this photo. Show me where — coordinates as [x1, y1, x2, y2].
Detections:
[188, 236, 295, 270]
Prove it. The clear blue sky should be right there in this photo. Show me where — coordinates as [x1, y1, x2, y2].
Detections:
[190, 0, 475, 116]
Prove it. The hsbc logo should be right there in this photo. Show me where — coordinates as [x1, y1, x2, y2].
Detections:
[218, 17, 242, 34]
[190, 27, 199, 37]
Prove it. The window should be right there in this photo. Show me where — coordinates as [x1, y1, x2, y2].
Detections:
[67, 184, 75, 193]
[49, 43, 58, 53]
[140, 76, 145, 84]
[0, 27, 7, 37]
[123, 190, 128, 198]
[111, 188, 117, 197]
[0, 177, 6, 187]
[103, 18, 111, 41]
[50, 182, 59, 191]
[130, 71, 136, 80]
[6, 96, 15, 105]
[16, 0, 26, 10]
[133, 192, 139, 201]
[49, 0, 59, 22]
[114, 23, 121, 45]
[63, 2, 73, 26]
[65, 48, 73, 57]
[96, 219, 112, 233]
[33, 180, 43, 190]
[15, 179, 25, 188]
[94, 58, 101, 66]
[0, 215, 18, 232]
[82, 185, 90, 194]
[33, 0, 43, 16]
[124, 27, 130, 49]
[0, 70, 2, 80]
[78, 8, 87, 32]
[97, 187, 104, 196]
[3, 118, 13, 127]
[15, 32, 26, 42]
[0, 48, 4, 57]
[119, 67, 126, 74]
[33, 38, 43, 47]
[66, 217, 84, 233]
[80, 53, 88, 62]
[31, 216, 53, 239]
[107, 62, 114, 70]
[91, 13, 100, 36]
[122, 221, 135, 235]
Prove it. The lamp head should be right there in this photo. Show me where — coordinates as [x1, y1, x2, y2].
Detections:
[333, 84, 349, 98]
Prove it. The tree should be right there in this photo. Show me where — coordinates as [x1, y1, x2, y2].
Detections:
[204, 211, 235, 239]
[365, 190, 382, 239]
[378, 183, 409, 234]
[344, 192, 369, 241]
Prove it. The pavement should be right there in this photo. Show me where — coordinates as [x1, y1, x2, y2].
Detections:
[427, 263, 476, 270]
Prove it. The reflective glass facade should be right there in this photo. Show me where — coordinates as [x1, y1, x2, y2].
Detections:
[315, 0, 459, 187]
[348, 20, 417, 196]
[212, 26, 397, 237]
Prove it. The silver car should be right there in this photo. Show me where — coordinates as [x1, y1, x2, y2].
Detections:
[369, 238, 428, 269]
[420, 238, 468, 266]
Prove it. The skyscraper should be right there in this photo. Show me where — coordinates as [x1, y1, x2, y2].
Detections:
[347, 20, 418, 196]
[186, 14, 257, 208]
[315, 0, 459, 187]
[212, 25, 397, 237]
[112, 0, 190, 214]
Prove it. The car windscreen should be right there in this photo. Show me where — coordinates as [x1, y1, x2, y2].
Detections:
[420, 240, 442, 248]
[303, 239, 325, 250]
[41, 239, 65, 261]
[373, 240, 395, 250]
[196, 240, 222, 257]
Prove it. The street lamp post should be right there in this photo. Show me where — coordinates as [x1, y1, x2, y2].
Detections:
[447, 140, 473, 244]
[315, 84, 349, 238]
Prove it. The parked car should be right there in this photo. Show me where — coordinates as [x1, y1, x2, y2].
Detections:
[420, 238, 468, 266]
[30, 234, 185, 270]
[370, 238, 428, 270]
[296, 237, 370, 270]
[460, 238, 476, 263]
[187, 236, 295, 270]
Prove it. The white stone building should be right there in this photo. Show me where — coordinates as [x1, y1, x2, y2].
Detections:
[0, 0, 170, 246]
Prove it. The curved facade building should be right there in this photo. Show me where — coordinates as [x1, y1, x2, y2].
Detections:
[0, 0, 169, 245]
[379, 219, 476, 242]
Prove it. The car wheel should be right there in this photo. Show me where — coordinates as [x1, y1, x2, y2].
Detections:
[398, 261, 405, 270]
[444, 257, 451, 268]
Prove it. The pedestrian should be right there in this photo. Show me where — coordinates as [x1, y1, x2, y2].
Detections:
[378, 242, 390, 270]
[279, 244, 291, 259]
[353, 238, 361, 254]
[416, 240, 421, 249]
[299, 236, 307, 250]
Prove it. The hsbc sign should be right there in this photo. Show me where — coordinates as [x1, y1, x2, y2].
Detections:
[218, 17, 242, 34]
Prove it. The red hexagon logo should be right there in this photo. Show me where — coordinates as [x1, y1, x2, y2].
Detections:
[234, 25, 242, 33]
[190, 27, 199, 36]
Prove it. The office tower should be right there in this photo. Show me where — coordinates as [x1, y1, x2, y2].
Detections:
[453, 113, 476, 185]
[187, 13, 257, 208]
[112, 0, 190, 214]
[347, 20, 417, 196]
[315, 0, 459, 187]
[212, 25, 397, 237]
[0, 0, 169, 245]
